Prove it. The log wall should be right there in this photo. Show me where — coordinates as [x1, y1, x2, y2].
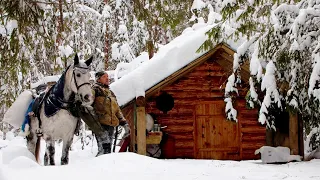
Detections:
[144, 52, 266, 160]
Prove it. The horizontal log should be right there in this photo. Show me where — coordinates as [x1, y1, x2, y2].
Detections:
[170, 133, 194, 140]
[166, 84, 226, 91]
[241, 142, 265, 150]
[241, 153, 260, 160]
[240, 120, 264, 126]
[198, 147, 239, 152]
[159, 120, 194, 126]
[165, 85, 225, 92]
[175, 148, 194, 158]
[175, 152, 194, 158]
[238, 115, 259, 121]
[184, 71, 227, 78]
[147, 102, 194, 108]
[156, 111, 193, 117]
[238, 113, 259, 120]
[157, 112, 194, 118]
[241, 127, 266, 134]
[159, 115, 194, 120]
[241, 135, 266, 142]
[163, 126, 194, 133]
[147, 97, 225, 105]
[175, 140, 194, 149]
[237, 110, 259, 118]
[172, 91, 224, 98]
[193, 62, 225, 71]
[173, 98, 225, 105]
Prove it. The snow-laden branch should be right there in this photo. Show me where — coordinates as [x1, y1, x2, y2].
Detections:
[258, 61, 281, 129]
[309, 52, 320, 100]
[76, 4, 102, 19]
[249, 41, 263, 80]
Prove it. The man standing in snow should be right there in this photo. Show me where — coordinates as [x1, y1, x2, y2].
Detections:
[92, 71, 130, 156]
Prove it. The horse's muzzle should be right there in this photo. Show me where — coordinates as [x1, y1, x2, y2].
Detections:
[82, 94, 93, 105]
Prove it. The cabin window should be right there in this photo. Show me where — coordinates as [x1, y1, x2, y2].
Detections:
[156, 91, 174, 114]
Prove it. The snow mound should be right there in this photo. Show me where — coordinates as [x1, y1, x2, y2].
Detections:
[0, 165, 7, 180]
[4, 132, 15, 141]
[8, 156, 39, 169]
[6, 136, 26, 146]
[255, 146, 302, 163]
[2, 145, 36, 164]
[0, 139, 9, 149]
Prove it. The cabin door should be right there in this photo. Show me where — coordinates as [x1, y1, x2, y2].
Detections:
[194, 101, 240, 160]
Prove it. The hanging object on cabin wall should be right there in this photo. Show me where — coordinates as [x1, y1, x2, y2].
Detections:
[146, 113, 154, 132]
[156, 91, 174, 114]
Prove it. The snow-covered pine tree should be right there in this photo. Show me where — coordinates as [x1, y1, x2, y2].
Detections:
[0, 0, 45, 120]
[198, 0, 320, 151]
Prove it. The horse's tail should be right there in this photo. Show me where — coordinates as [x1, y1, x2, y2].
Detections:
[35, 137, 41, 163]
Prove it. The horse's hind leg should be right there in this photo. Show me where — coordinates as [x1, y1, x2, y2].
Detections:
[44, 139, 55, 166]
[61, 137, 73, 165]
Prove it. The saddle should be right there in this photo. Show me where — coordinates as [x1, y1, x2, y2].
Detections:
[31, 85, 83, 136]
[31, 92, 46, 115]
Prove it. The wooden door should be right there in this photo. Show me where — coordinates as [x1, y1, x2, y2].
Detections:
[194, 101, 240, 160]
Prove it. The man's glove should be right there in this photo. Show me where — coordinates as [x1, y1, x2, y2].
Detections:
[121, 122, 131, 139]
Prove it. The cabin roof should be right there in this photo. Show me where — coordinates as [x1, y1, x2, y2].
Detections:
[109, 22, 250, 107]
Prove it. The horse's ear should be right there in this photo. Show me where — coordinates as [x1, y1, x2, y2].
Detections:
[74, 53, 79, 65]
[85, 56, 93, 66]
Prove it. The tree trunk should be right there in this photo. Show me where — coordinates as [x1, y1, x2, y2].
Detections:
[104, 0, 109, 70]
[289, 112, 299, 155]
[147, 40, 154, 59]
[57, 0, 66, 68]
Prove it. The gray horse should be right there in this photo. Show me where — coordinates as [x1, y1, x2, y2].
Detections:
[27, 54, 93, 165]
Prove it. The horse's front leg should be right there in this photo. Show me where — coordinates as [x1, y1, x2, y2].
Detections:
[44, 139, 55, 166]
[26, 131, 37, 156]
[61, 137, 73, 165]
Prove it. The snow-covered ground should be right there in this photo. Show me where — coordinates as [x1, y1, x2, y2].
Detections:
[1, 132, 320, 180]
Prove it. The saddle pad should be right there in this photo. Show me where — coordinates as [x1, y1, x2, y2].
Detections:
[44, 95, 61, 117]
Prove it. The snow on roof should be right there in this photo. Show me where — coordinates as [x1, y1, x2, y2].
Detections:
[110, 23, 238, 107]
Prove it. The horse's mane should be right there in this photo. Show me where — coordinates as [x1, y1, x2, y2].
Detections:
[49, 65, 71, 100]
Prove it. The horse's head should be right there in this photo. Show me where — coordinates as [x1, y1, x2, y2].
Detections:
[67, 54, 94, 106]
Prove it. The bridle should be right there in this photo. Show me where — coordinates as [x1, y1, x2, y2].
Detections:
[71, 65, 92, 103]
[72, 66, 91, 91]
[46, 65, 92, 109]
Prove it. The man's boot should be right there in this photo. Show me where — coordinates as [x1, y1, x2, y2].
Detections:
[95, 135, 104, 157]
[95, 133, 111, 157]
[102, 143, 112, 154]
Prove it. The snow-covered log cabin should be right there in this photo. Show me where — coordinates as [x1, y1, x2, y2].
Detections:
[110, 25, 303, 160]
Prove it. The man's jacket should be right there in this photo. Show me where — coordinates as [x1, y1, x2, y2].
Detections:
[92, 83, 126, 127]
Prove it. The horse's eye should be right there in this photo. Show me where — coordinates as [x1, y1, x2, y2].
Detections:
[77, 73, 81, 77]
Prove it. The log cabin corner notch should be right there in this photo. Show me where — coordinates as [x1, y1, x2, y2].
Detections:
[119, 42, 303, 160]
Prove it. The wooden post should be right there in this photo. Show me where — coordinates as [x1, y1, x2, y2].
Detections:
[136, 96, 146, 155]
[129, 103, 136, 152]
[298, 113, 304, 158]
[289, 112, 299, 155]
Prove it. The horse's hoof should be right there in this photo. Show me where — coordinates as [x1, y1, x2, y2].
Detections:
[61, 159, 69, 165]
